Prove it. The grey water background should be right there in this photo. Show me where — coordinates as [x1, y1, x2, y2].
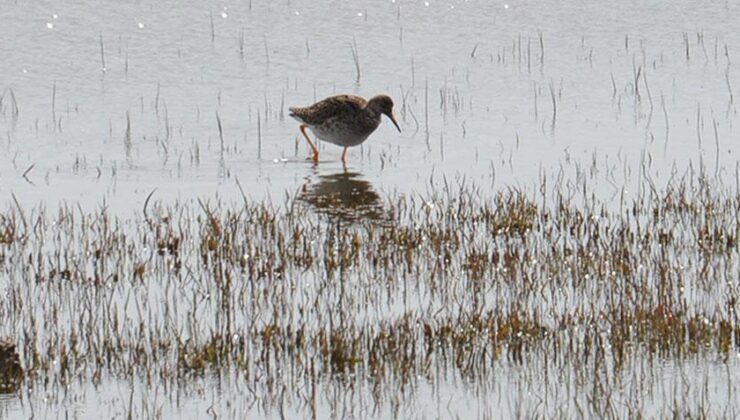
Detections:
[2, 0, 737, 211]
[2, 0, 740, 418]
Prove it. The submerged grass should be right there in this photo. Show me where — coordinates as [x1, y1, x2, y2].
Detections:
[1, 177, 740, 417]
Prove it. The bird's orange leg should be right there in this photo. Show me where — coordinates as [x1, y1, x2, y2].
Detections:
[341, 147, 348, 163]
[299, 124, 320, 163]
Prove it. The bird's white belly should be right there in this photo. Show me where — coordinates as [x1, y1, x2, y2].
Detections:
[309, 125, 369, 147]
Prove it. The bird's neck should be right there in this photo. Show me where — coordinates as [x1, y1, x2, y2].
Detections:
[365, 104, 382, 119]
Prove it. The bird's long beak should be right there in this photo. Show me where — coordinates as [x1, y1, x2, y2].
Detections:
[388, 112, 401, 133]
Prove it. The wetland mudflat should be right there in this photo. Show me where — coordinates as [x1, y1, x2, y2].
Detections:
[2, 0, 740, 418]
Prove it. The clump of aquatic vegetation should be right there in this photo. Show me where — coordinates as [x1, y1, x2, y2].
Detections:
[1, 176, 740, 417]
[0, 340, 23, 393]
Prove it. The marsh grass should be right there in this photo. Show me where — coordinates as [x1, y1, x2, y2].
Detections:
[1, 174, 740, 417]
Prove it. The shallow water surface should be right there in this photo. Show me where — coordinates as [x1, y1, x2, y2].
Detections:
[1, 0, 738, 209]
[2, 0, 740, 418]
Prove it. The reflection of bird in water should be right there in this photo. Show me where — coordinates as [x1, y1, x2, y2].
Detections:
[298, 171, 388, 224]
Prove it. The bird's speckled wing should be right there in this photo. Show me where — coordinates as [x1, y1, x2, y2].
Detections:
[289, 95, 368, 125]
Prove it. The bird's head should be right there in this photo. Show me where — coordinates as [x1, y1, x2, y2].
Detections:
[368, 94, 401, 132]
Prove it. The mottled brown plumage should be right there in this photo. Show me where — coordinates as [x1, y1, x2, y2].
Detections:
[290, 94, 401, 164]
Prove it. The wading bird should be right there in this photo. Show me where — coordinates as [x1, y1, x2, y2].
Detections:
[289, 94, 401, 164]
